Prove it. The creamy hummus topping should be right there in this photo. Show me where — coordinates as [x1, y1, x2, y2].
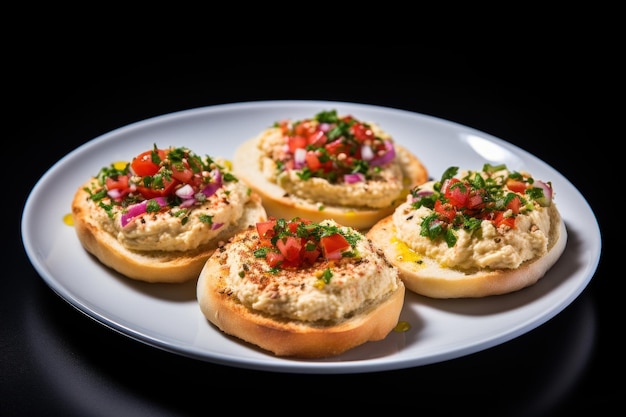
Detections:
[218, 220, 399, 322]
[255, 110, 410, 209]
[276, 164, 405, 209]
[84, 146, 255, 252]
[93, 179, 251, 251]
[392, 165, 555, 271]
[393, 203, 550, 270]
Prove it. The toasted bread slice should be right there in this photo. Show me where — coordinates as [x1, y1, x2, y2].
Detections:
[72, 182, 267, 283]
[367, 204, 567, 298]
[233, 137, 428, 230]
[197, 221, 405, 358]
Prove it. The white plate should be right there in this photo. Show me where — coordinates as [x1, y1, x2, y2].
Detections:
[21, 100, 601, 374]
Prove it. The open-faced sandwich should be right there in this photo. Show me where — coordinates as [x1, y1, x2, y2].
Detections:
[71, 144, 267, 283]
[233, 109, 428, 230]
[196, 216, 405, 358]
[367, 164, 567, 298]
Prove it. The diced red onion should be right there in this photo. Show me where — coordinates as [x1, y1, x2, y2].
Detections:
[120, 197, 168, 227]
[121, 200, 148, 227]
[179, 198, 196, 208]
[534, 180, 553, 207]
[325, 251, 343, 260]
[344, 172, 365, 184]
[153, 197, 167, 207]
[326, 138, 343, 149]
[294, 148, 306, 169]
[361, 145, 374, 161]
[211, 222, 224, 230]
[200, 170, 222, 198]
[369, 141, 396, 166]
[411, 190, 433, 203]
[107, 189, 124, 200]
[175, 184, 195, 199]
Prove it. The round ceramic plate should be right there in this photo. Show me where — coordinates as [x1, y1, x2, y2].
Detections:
[21, 100, 601, 374]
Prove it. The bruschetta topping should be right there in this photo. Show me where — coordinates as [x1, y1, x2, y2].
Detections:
[216, 217, 400, 322]
[251, 217, 361, 276]
[272, 109, 395, 184]
[392, 164, 556, 270]
[255, 109, 412, 209]
[409, 164, 553, 247]
[81, 144, 254, 252]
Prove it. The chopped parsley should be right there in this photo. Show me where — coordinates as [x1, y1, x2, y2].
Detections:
[410, 164, 551, 247]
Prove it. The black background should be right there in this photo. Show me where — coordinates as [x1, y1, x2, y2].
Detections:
[5, 42, 616, 416]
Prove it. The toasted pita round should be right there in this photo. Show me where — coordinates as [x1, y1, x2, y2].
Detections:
[196, 224, 405, 358]
[366, 204, 567, 298]
[72, 181, 267, 283]
[233, 137, 428, 230]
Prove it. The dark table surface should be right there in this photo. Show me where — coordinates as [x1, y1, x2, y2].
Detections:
[6, 46, 615, 416]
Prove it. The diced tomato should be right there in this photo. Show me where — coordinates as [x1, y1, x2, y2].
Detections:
[255, 218, 352, 268]
[281, 159, 295, 171]
[350, 123, 374, 142]
[324, 139, 348, 156]
[135, 177, 179, 199]
[294, 120, 317, 137]
[434, 199, 456, 223]
[305, 152, 322, 171]
[467, 193, 484, 210]
[320, 233, 350, 258]
[301, 245, 321, 264]
[276, 236, 302, 263]
[502, 217, 516, 229]
[257, 238, 273, 248]
[306, 130, 326, 147]
[286, 221, 300, 234]
[105, 175, 129, 191]
[506, 178, 527, 193]
[506, 195, 522, 214]
[444, 179, 470, 208]
[171, 162, 194, 184]
[131, 149, 166, 176]
[256, 219, 277, 239]
[265, 251, 284, 268]
[304, 151, 332, 172]
[494, 211, 516, 229]
[287, 136, 308, 152]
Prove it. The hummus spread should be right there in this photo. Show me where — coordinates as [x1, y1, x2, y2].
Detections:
[256, 110, 409, 209]
[392, 165, 555, 271]
[92, 179, 251, 252]
[218, 219, 400, 322]
[83, 146, 255, 252]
